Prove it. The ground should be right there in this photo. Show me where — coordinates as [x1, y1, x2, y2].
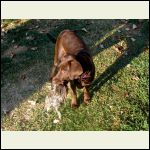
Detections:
[1, 19, 149, 131]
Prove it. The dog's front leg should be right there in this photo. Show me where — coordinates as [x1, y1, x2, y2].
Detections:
[83, 86, 90, 104]
[70, 81, 78, 107]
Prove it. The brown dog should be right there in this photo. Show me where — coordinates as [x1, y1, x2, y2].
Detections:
[49, 30, 95, 107]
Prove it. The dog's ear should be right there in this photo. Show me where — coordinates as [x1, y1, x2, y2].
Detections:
[59, 55, 83, 80]
[69, 59, 83, 80]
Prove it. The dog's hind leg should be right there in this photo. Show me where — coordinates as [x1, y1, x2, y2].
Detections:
[49, 65, 57, 82]
[70, 81, 78, 107]
[83, 86, 90, 104]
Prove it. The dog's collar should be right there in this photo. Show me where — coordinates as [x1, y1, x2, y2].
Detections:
[81, 71, 91, 81]
[76, 49, 91, 57]
[75, 49, 92, 85]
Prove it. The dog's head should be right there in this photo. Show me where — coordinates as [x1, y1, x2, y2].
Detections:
[52, 55, 83, 85]
[51, 54, 83, 98]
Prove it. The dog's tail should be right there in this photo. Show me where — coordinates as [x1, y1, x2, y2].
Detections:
[47, 33, 56, 44]
[47, 28, 87, 44]
[73, 28, 88, 34]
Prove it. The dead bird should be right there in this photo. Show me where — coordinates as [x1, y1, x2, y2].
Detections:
[44, 83, 68, 123]
[44, 94, 63, 123]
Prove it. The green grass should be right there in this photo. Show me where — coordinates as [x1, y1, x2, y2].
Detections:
[1, 19, 149, 131]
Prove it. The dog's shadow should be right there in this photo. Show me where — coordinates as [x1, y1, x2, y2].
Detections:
[77, 25, 148, 106]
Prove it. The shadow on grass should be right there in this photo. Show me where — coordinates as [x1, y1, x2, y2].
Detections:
[1, 19, 105, 119]
[78, 20, 149, 106]
[91, 38, 147, 93]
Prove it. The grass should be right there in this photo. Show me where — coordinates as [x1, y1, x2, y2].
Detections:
[1, 19, 149, 131]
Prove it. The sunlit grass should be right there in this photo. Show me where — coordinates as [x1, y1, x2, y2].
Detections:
[1, 19, 29, 31]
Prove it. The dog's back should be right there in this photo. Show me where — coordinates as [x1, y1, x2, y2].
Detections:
[54, 30, 88, 66]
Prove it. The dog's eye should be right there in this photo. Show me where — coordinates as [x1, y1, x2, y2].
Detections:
[61, 67, 68, 73]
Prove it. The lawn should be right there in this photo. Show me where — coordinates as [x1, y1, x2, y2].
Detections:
[1, 19, 149, 131]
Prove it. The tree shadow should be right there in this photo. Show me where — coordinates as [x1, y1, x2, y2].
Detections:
[91, 40, 147, 95]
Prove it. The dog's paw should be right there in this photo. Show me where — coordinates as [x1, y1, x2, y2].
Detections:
[71, 103, 78, 108]
[83, 99, 90, 105]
